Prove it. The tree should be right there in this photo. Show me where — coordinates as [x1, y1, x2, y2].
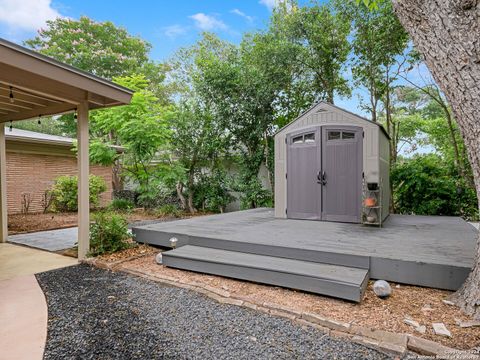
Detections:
[91, 75, 172, 205]
[25, 16, 151, 79]
[270, 1, 351, 104]
[339, 0, 409, 123]
[361, 0, 480, 318]
[169, 100, 228, 213]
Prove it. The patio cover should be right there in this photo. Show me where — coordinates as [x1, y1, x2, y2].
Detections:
[0, 38, 133, 259]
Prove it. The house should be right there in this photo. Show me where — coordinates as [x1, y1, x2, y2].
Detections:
[5, 128, 120, 214]
[274, 101, 390, 224]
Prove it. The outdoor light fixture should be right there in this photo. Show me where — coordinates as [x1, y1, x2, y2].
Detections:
[169, 237, 178, 249]
[9, 86, 14, 103]
[38, 115, 42, 125]
[74, 109, 78, 120]
[9, 121, 12, 132]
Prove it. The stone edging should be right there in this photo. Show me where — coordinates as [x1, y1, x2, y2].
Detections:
[81, 252, 156, 271]
[88, 259, 475, 359]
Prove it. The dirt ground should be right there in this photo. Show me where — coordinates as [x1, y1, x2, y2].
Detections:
[7, 209, 199, 235]
[114, 253, 480, 350]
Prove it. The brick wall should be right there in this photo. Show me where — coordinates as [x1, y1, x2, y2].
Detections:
[6, 151, 113, 214]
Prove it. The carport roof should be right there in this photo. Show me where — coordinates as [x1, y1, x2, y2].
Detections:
[0, 38, 133, 123]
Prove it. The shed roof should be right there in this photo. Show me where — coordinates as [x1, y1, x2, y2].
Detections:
[275, 101, 390, 139]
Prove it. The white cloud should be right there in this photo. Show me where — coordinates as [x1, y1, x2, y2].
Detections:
[230, 9, 253, 23]
[0, 0, 61, 31]
[259, 0, 291, 11]
[189, 13, 227, 31]
[259, 0, 278, 9]
[163, 24, 188, 39]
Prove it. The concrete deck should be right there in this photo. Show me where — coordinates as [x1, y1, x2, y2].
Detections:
[9, 227, 77, 252]
[0, 275, 48, 360]
[0, 243, 78, 281]
[133, 208, 477, 291]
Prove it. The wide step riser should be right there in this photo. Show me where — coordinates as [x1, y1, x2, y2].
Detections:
[134, 228, 370, 270]
[163, 254, 369, 303]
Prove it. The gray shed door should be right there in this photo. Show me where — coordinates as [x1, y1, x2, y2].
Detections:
[286, 128, 321, 220]
[286, 125, 363, 223]
[321, 126, 363, 223]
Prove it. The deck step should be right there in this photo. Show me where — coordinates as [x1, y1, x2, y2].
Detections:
[162, 245, 370, 302]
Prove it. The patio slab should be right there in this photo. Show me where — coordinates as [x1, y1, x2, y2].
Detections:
[0, 275, 48, 360]
[9, 227, 77, 251]
[0, 243, 77, 281]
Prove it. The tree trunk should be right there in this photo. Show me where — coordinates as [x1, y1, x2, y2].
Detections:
[176, 182, 187, 210]
[392, 0, 480, 318]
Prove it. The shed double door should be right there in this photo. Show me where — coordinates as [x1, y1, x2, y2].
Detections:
[286, 126, 363, 223]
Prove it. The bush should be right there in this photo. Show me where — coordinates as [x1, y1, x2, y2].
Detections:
[109, 198, 135, 212]
[236, 178, 273, 210]
[155, 204, 182, 218]
[51, 175, 107, 212]
[89, 212, 133, 256]
[193, 169, 235, 213]
[391, 154, 479, 220]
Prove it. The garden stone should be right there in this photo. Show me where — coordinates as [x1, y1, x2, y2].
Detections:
[404, 318, 420, 328]
[373, 280, 391, 298]
[155, 253, 163, 265]
[415, 325, 426, 334]
[432, 323, 451, 337]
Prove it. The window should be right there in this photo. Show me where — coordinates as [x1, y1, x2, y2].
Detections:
[304, 133, 315, 143]
[342, 131, 355, 140]
[328, 131, 341, 140]
[328, 130, 357, 141]
[292, 135, 303, 144]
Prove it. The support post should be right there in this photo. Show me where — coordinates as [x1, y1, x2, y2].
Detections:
[0, 123, 7, 242]
[77, 102, 89, 259]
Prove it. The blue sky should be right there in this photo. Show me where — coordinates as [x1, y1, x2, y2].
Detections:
[0, 0, 432, 120]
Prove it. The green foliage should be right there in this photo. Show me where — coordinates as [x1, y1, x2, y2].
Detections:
[193, 169, 235, 213]
[391, 155, 478, 220]
[50, 175, 107, 212]
[89, 212, 133, 256]
[270, 1, 352, 103]
[12, 117, 66, 136]
[236, 178, 273, 210]
[155, 204, 182, 218]
[109, 198, 135, 212]
[92, 75, 172, 204]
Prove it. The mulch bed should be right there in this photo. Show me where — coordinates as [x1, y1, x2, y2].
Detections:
[7, 209, 210, 235]
[118, 254, 480, 350]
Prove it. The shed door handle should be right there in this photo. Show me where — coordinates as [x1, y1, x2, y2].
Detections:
[321, 170, 327, 185]
[317, 170, 322, 183]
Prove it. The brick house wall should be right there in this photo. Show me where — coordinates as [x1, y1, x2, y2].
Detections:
[6, 148, 113, 214]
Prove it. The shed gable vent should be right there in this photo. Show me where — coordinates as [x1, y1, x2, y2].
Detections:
[316, 108, 328, 113]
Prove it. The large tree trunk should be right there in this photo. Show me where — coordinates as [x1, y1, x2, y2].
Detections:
[392, 0, 480, 318]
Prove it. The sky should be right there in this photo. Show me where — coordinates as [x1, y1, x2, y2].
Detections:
[0, 0, 433, 120]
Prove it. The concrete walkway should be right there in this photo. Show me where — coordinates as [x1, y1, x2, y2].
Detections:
[0, 275, 48, 360]
[9, 227, 77, 252]
[0, 244, 78, 360]
[0, 243, 77, 281]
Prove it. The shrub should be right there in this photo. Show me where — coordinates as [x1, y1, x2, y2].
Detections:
[89, 212, 133, 256]
[391, 154, 479, 220]
[109, 198, 135, 212]
[51, 175, 107, 212]
[155, 204, 182, 218]
[236, 178, 273, 210]
[193, 169, 235, 213]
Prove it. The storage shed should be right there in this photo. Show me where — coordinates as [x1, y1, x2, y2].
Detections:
[274, 101, 390, 224]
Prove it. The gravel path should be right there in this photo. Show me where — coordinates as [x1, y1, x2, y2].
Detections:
[37, 265, 393, 360]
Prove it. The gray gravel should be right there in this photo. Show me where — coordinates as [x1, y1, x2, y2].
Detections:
[36, 265, 393, 360]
